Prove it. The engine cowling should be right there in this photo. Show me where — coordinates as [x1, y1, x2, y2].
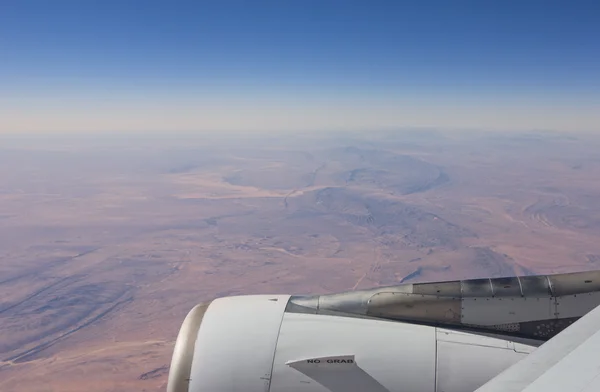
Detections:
[167, 295, 535, 392]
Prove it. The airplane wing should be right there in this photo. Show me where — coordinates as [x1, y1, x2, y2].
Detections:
[476, 301, 600, 392]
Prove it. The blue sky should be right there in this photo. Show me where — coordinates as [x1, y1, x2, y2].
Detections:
[1, 1, 599, 133]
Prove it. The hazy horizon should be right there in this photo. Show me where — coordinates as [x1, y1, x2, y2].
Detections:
[2, 1, 600, 134]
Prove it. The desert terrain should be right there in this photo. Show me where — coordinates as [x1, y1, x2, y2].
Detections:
[1, 129, 600, 391]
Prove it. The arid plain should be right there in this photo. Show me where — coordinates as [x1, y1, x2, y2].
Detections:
[1, 130, 600, 391]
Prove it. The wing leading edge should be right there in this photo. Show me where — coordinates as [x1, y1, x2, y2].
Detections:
[476, 301, 600, 392]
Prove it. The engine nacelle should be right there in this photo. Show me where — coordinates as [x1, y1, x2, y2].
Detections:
[167, 295, 535, 392]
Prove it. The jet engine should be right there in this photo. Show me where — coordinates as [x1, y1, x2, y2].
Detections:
[167, 270, 600, 392]
[166, 296, 533, 392]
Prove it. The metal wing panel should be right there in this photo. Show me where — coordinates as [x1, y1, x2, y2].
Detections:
[522, 327, 600, 392]
[460, 297, 554, 325]
[476, 303, 600, 392]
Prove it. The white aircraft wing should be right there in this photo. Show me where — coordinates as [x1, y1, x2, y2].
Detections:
[476, 301, 600, 392]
